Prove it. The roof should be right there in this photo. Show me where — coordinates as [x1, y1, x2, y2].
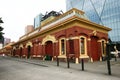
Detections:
[13, 8, 111, 45]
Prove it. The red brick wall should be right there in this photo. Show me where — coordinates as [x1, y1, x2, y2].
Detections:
[13, 26, 108, 61]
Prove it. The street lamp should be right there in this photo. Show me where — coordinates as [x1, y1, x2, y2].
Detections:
[106, 42, 111, 75]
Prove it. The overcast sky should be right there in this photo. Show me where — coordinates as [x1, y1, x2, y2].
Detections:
[0, 0, 66, 42]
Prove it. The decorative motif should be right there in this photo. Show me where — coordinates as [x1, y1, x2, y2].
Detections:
[25, 41, 33, 48]
[42, 35, 56, 45]
[89, 30, 97, 36]
[19, 44, 23, 49]
[93, 30, 97, 36]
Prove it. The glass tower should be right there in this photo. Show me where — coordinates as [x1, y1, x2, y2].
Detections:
[66, 0, 120, 43]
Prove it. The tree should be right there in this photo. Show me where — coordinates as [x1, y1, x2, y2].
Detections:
[0, 18, 4, 43]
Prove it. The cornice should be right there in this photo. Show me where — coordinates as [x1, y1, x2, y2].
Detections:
[13, 9, 111, 46]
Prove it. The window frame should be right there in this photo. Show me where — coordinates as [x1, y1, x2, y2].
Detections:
[79, 36, 87, 56]
[101, 39, 106, 57]
[59, 38, 66, 56]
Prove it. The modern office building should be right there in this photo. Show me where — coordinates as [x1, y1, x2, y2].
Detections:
[66, 0, 120, 43]
[4, 37, 11, 45]
[34, 13, 43, 29]
[25, 25, 34, 34]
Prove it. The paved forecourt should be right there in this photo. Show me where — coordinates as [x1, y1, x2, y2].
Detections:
[0, 56, 120, 80]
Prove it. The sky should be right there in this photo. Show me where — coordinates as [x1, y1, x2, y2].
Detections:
[0, 0, 66, 42]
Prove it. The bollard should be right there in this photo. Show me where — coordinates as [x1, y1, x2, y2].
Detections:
[57, 57, 59, 66]
[81, 59, 84, 71]
[106, 43, 111, 75]
[115, 56, 117, 61]
[67, 57, 70, 68]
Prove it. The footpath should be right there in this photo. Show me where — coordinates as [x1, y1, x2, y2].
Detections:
[4, 56, 120, 79]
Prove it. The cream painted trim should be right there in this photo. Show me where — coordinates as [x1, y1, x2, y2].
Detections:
[59, 38, 66, 56]
[66, 36, 79, 40]
[26, 41, 33, 48]
[106, 41, 109, 43]
[79, 36, 88, 56]
[97, 40, 101, 42]
[32, 55, 36, 57]
[75, 58, 79, 64]
[87, 38, 91, 41]
[13, 46, 16, 50]
[58, 55, 67, 58]
[80, 55, 89, 58]
[42, 35, 57, 45]
[37, 55, 42, 57]
[19, 44, 24, 49]
[74, 22, 110, 34]
[90, 58, 93, 62]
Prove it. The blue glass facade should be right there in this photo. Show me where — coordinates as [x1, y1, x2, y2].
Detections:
[66, 0, 120, 42]
[34, 13, 43, 29]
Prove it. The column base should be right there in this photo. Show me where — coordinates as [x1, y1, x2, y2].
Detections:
[75, 58, 79, 64]
[100, 57, 102, 61]
[90, 58, 93, 62]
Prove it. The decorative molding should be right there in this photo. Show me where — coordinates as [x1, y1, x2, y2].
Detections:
[25, 41, 33, 48]
[19, 44, 24, 49]
[79, 55, 89, 59]
[58, 55, 66, 58]
[66, 36, 79, 40]
[13, 46, 16, 50]
[97, 40, 101, 42]
[87, 38, 91, 41]
[42, 35, 56, 45]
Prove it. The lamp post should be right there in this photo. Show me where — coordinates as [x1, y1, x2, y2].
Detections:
[106, 42, 111, 75]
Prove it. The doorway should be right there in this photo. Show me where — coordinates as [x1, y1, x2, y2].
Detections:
[91, 36, 99, 61]
[20, 48, 22, 58]
[45, 41, 53, 61]
[27, 45, 31, 59]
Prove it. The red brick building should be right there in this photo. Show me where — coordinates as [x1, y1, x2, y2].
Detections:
[11, 8, 111, 63]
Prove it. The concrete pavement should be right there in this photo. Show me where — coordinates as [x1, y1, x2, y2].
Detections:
[0, 56, 120, 80]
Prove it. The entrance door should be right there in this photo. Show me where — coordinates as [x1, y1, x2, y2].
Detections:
[91, 36, 99, 61]
[27, 46, 31, 59]
[69, 39, 75, 62]
[20, 48, 22, 58]
[45, 41, 53, 60]
[13, 49, 16, 56]
[69, 39, 74, 54]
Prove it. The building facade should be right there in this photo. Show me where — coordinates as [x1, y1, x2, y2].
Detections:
[11, 8, 111, 63]
[4, 37, 11, 45]
[34, 13, 43, 29]
[25, 25, 34, 34]
[66, 0, 120, 43]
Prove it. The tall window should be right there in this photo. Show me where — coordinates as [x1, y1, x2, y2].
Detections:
[80, 38, 85, 54]
[60, 39, 66, 55]
[80, 37, 87, 55]
[101, 40, 106, 55]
